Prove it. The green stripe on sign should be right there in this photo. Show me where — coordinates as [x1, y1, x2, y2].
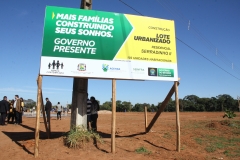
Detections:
[157, 68, 174, 77]
[41, 6, 133, 60]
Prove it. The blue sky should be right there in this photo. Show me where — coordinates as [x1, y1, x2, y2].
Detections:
[0, 0, 239, 106]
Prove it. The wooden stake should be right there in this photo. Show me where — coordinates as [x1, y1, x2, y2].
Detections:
[146, 82, 179, 132]
[144, 106, 147, 132]
[34, 75, 42, 157]
[111, 79, 116, 153]
[48, 111, 51, 136]
[174, 81, 180, 152]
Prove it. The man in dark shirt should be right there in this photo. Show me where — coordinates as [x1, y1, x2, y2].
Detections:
[90, 96, 99, 132]
[45, 98, 52, 122]
[87, 98, 92, 130]
[0, 96, 9, 125]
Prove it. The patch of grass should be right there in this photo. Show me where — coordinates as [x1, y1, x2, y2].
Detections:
[223, 150, 231, 156]
[181, 145, 186, 150]
[135, 146, 151, 154]
[63, 125, 103, 149]
[228, 121, 240, 135]
[184, 122, 201, 129]
[195, 135, 240, 157]
[195, 138, 203, 145]
[229, 121, 240, 135]
[227, 137, 240, 148]
[163, 132, 172, 139]
[229, 123, 239, 128]
[205, 145, 216, 153]
[224, 150, 240, 157]
[215, 142, 225, 149]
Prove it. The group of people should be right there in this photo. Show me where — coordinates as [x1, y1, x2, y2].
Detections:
[1, 95, 100, 131]
[44, 98, 62, 121]
[0, 95, 24, 125]
[42, 96, 99, 132]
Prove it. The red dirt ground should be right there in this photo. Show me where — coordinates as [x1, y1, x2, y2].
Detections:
[0, 112, 240, 160]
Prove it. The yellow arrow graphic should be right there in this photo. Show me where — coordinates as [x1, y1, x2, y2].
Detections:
[52, 12, 55, 19]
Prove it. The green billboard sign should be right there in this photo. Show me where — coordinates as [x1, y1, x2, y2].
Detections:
[40, 6, 178, 81]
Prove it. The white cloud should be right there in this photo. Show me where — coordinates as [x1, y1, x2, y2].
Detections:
[0, 87, 54, 94]
[24, 86, 71, 92]
[0, 87, 36, 93]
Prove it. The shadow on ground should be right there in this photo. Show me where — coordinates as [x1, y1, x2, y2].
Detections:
[2, 124, 64, 155]
[97, 131, 172, 152]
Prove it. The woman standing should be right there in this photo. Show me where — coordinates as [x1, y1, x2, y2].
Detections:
[20, 97, 24, 124]
[8, 100, 15, 123]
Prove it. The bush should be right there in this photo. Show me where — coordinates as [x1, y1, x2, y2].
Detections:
[63, 125, 103, 149]
[135, 146, 151, 154]
[223, 109, 236, 119]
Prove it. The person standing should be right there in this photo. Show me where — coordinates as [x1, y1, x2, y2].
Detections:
[13, 95, 21, 125]
[8, 100, 14, 123]
[90, 96, 99, 132]
[56, 102, 62, 120]
[87, 98, 92, 130]
[45, 98, 52, 122]
[19, 97, 24, 124]
[0, 96, 9, 125]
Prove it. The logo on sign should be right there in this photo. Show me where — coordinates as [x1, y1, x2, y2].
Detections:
[48, 60, 64, 70]
[77, 63, 86, 71]
[102, 64, 109, 72]
[46, 60, 64, 74]
[148, 68, 157, 76]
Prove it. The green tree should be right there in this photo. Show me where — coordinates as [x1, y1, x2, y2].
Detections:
[67, 104, 72, 109]
[100, 101, 111, 111]
[24, 99, 36, 109]
[122, 101, 132, 112]
[183, 95, 199, 111]
[216, 94, 235, 111]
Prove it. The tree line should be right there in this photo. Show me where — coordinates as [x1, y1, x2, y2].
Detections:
[99, 94, 240, 112]
[26, 94, 240, 112]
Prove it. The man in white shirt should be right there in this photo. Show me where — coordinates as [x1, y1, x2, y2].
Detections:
[13, 95, 21, 125]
